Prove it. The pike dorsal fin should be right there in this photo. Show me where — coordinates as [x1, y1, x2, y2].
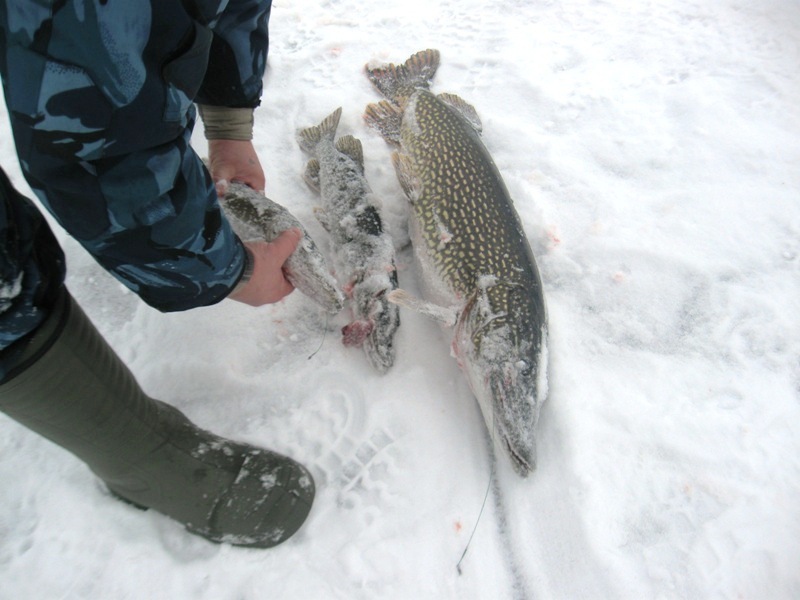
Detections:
[438, 93, 482, 133]
[335, 135, 365, 172]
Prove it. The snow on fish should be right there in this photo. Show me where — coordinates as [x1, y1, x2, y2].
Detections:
[220, 182, 345, 314]
[365, 50, 548, 476]
[297, 108, 400, 373]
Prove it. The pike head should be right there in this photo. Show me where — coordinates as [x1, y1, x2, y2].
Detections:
[452, 281, 548, 477]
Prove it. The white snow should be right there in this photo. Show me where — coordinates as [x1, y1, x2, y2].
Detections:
[2, 0, 799, 598]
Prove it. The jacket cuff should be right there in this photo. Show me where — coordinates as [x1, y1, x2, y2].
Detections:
[196, 105, 254, 141]
[230, 243, 255, 296]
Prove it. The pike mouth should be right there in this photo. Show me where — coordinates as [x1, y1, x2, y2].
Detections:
[490, 374, 535, 477]
[341, 319, 374, 347]
[502, 435, 533, 477]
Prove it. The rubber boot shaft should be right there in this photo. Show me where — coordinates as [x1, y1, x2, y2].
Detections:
[0, 288, 314, 547]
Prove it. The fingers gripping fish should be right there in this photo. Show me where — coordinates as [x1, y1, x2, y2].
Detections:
[297, 108, 401, 373]
[221, 182, 345, 314]
[364, 50, 548, 476]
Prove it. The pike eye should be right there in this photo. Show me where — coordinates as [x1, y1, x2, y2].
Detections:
[516, 360, 532, 378]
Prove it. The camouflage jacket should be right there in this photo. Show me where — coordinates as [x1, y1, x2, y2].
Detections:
[0, 0, 272, 360]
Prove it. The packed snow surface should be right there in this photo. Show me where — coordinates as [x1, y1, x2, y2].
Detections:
[1, 0, 799, 598]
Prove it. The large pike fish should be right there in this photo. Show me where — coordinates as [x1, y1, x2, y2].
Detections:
[364, 50, 548, 476]
[297, 108, 400, 373]
[221, 182, 345, 314]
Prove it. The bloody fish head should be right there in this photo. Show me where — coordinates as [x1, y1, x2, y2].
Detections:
[347, 268, 401, 373]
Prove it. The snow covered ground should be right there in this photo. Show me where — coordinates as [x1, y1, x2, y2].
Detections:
[2, 0, 799, 598]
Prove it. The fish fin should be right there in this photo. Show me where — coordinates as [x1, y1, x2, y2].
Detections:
[297, 107, 342, 153]
[365, 49, 440, 104]
[364, 100, 403, 145]
[303, 159, 321, 191]
[313, 206, 332, 233]
[387, 289, 458, 327]
[438, 93, 483, 133]
[335, 135, 365, 172]
[392, 152, 422, 203]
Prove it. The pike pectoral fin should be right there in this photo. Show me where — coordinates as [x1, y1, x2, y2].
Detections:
[392, 152, 421, 204]
[313, 206, 332, 233]
[387, 289, 458, 327]
[303, 159, 321, 192]
[335, 135, 365, 172]
[438, 93, 482, 133]
[364, 101, 403, 145]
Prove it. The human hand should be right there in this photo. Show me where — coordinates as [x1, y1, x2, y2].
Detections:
[228, 229, 302, 307]
[207, 139, 266, 197]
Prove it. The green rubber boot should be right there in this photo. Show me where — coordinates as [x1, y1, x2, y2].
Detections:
[0, 287, 314, 548]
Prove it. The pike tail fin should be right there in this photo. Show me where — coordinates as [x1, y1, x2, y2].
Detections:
[297, 107, 342, 154]
[365, 49, 440, 105]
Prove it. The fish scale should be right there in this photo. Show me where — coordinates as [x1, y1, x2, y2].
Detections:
[410, 92, 535, 312]
[399, 89, 543, 357]
[220, 182, 345, 315]
[365, 49, 548, 476]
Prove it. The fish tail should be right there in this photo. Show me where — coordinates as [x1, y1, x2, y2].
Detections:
[297, 107, 343, 154]
[365, 49, 440, 105]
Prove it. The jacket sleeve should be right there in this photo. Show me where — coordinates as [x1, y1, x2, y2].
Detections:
[194, 0, 273, 108]
[0, 1, 247, 314]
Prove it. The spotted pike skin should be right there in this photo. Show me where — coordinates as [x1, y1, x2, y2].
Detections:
[403, 91, 541, 324]
[365, 50, 548, 475]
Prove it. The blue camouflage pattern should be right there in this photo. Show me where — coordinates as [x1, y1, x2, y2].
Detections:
[0, 0, 272, 372]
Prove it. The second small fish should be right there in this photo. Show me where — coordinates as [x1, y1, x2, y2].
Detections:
[297, 108, 400, 373]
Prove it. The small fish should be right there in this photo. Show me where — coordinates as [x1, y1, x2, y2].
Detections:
[365, 50, 548, 476]
[221, 182, 345, 314]
[297, 108, 400, 373]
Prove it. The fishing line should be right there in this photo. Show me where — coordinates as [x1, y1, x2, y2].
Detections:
[307, 313, 329, 360]
[456, 407, 497, 575]
[456, 460, 494, 575]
